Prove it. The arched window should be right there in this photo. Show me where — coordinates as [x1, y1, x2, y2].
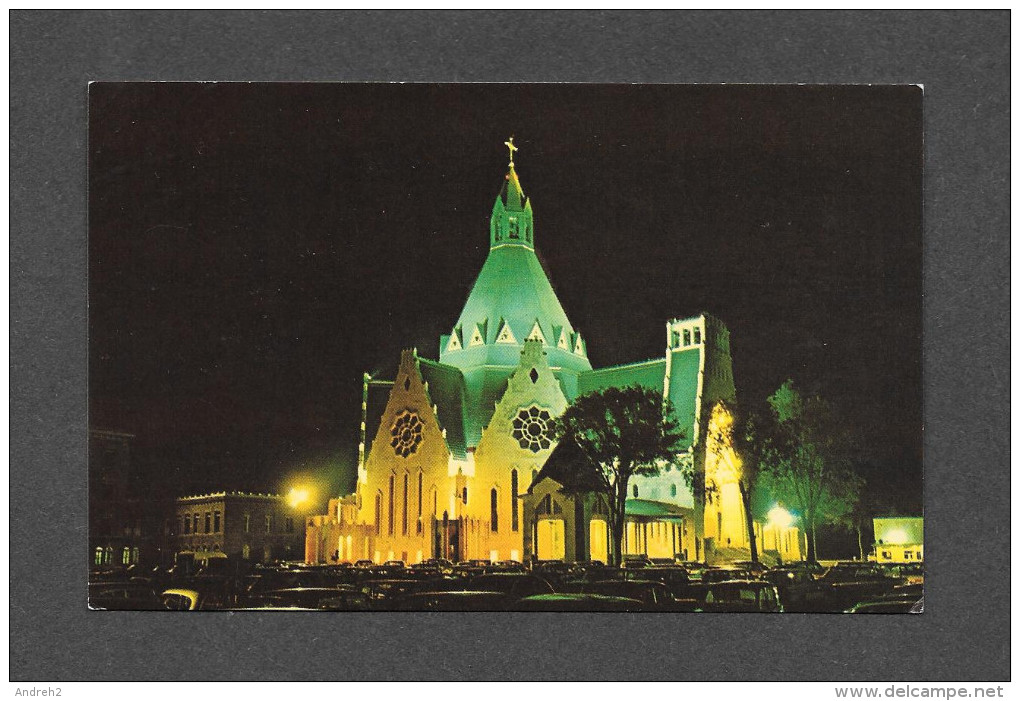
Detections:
[511, 470, 519, 532]
[671, 484, 678, 497]
[402, 473, 409, 535]
[417, 472, 424, 534]
[94, 547, 103, 566]
[633, 484, 639, 498]
[104, 547, 113, 565]
[242, 544, 251, 560]
[462, 487, 468, 504]
[490, 488, 499, 532]
[131, 547, 140, 564]
[374, 492, 382, 535]
[388, 475, 395, 535]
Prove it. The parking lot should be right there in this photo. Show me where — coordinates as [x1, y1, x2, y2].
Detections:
[88, 557, 923, 613]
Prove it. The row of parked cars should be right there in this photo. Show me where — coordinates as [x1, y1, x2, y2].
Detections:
[88, 557, 923, 613]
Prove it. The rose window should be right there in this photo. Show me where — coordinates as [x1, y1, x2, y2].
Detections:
[512, 406, 552, 453]
[390, 411, 424, 457]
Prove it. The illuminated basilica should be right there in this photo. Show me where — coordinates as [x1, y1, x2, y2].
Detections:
[305, 141, 801, 566]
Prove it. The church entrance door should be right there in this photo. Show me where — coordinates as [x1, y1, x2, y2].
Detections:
[434, 516, 461, 562]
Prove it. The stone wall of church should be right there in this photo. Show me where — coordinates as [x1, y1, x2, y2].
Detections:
[471, 340, 568, 562]
[354, 350, 459, 563]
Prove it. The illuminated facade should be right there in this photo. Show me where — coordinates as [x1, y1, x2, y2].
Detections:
[306, 143, 791, 565]
[871, 517, 924, 563]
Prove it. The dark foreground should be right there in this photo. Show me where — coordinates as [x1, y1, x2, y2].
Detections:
[89, 558, 924, 613]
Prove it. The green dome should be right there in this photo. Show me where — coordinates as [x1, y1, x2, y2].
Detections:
[439, 165, 591, 376]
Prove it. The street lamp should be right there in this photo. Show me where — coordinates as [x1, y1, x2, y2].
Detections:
[287, 486, 311, 509]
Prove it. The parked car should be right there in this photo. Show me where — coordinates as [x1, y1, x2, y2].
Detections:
[393, 591, 511, 611]
[464, 573, 555, 601]
[763, 568, 817, 611]
[580, 580, 679, 610]
[700, 567, 758, 584]
[88, 582, 164, 611]
[247, 587, 371, 611]
[846, 599, 921, 614]
[695, 580, 783, 613]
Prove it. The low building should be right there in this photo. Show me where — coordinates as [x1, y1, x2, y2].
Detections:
[89, 429, 169, 568]
[872, 516, 923, 563]
[170, 492, 305, 564]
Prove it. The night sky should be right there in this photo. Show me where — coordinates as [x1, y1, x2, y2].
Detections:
[89, 83, 922, 516]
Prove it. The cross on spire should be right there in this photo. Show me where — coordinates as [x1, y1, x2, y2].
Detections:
[504, 136, 518, 168]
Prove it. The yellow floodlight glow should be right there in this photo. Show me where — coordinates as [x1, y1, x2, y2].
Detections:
[767, 505, 793, 529]
[287, 487, 310, 509]
[885, 529, 909, 545]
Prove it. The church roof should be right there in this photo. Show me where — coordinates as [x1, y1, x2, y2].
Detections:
[577, 358, 667, 395]
[530, 436, 606, 494]
[416, 358, 469, 460]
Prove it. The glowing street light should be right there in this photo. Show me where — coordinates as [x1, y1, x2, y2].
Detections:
[767, 505, 794, 529]
[287, 486, 311, 509]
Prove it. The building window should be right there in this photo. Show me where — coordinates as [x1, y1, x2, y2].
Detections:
[121, 547, 131, 565]
[242, 544, 251, 560]
[671, 484, 677, 497]
[694, 327, 702, 344]
[104, 547, 112, 565]
[213, 511, 221, 533]
[462, 487, 468, 504]
[94, 547, 103, 566]
[402, 473, 409, 536]
[183, 514, 191, 534]
[511, 470, 519, 532]
[388, 475, 395, 535]
[417, 472, 423, 534]
[132, 547, 140, 564]
[375, 493, 382, 535]
[490, 488, 499, 532]
[265, 514, 271, 534]
[671, 330, 680, 348]
[683, 329, 691, 346]
[193, 514, 199, 533]
[633, 484, 639, 498]
[204, 513, 211, 534]
[243, 514, 251, 533]
[512, 406, 552, 453]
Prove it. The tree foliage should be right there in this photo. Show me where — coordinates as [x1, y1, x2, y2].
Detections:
[755, 380, 862, 562]
[551, 385, 687, 566]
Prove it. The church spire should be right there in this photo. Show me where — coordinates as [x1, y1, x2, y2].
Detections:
[490, 136, 534, 250]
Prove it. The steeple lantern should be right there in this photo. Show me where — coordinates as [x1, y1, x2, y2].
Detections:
[490, 136, 535, 251]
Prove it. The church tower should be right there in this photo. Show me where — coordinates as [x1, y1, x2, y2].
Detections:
[440, 138, 592, 446]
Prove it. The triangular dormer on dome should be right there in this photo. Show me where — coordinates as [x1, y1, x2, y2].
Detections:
[573, 332, 586, 357]
[495, 318, 518, 345]
[470, 320, 488, 347]
[527, 320, 547, 345]
[557, 327, 571, 351]
[446, 325, 463, 352]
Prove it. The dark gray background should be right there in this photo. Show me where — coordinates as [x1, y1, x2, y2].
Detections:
[10, 11, 1009, 681]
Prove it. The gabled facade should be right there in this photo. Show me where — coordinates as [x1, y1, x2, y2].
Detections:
[305, 144, 789, 566]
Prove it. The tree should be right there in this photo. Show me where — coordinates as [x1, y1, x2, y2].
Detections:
[755, 380, 861, 563]
[551, 385, 688, 567]
[706, 400, 761, 564]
